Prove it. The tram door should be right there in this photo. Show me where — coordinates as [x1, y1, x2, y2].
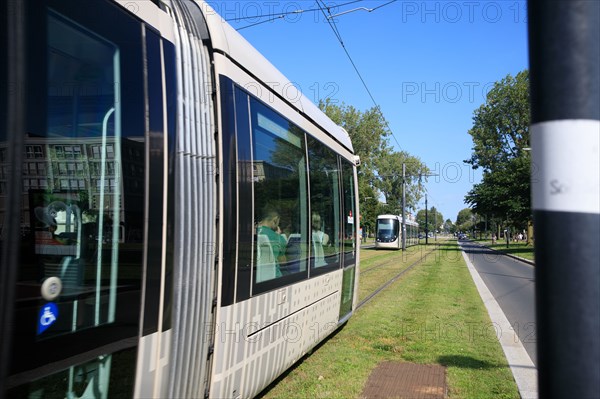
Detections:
[1, 0, 159, 397]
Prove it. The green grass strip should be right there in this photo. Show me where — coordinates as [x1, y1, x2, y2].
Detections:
[260, 240, 520, 399]
[474, 239, 535, 262]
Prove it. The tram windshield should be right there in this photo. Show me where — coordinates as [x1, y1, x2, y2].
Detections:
[376, 218, 399, 242]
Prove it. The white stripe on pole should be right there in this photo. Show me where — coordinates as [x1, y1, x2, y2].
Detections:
[531, 119, 600, 214]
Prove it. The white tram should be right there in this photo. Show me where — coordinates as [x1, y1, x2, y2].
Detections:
[0, 1, 360, 397]
[374, 214, 420, 250]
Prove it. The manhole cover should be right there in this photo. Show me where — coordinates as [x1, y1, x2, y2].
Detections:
[361, 361, 447, 398]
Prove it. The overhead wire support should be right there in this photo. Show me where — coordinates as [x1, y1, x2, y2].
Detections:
[327, 1, 398, 19]
[227, 0, 365, 24]
[237, 14, 286, 31]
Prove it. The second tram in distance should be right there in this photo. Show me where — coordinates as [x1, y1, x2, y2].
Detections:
[375, 214, 419, 249]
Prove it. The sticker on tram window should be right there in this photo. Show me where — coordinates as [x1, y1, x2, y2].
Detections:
[38, 302, 59, 335]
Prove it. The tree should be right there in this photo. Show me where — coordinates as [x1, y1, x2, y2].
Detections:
[465, 71, 530, 171]
[443, 219, 455, 234]
[416, 207, 444, 235]
[320, 100, 428, 231]
[465, 155, 531, 230]
[320, 100, 389, 184]
[375, 151, 429, 213]
[456, 208, 475, 233]
[464, 70, 531, 230]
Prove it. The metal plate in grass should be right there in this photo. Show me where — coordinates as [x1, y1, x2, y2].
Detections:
[361, 361, 447, 398]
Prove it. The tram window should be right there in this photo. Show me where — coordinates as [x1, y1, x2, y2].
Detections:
[23, 11, 127, 341]
[9, 0, 146, 371]
[48, 15, 117, 138]
[307, 136, 341, 274]
[3, 0, 150, 395]
[342, 160, 357, 267]
[251, 99, 309, 287]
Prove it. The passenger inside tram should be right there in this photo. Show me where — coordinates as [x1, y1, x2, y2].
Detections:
[256, 205, 287, 281]
[312, 213, 329, 268]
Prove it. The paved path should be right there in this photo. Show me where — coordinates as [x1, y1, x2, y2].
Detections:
[459, 240, 538, 399]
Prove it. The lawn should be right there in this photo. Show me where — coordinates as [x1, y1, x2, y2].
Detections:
[474, 239, 535, 262]
[259, 241, 520, 398]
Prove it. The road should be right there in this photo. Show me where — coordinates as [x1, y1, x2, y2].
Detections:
[459, 240, 537, 366]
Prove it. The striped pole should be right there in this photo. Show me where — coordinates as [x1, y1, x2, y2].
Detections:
[528, 1, 599, 397]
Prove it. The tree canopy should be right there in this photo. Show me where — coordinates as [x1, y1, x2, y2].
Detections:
[319, 100, 429, 231]
[416, 207, 444, 234]
[464, 70, 532, 230]
[456, 208, 475, 232]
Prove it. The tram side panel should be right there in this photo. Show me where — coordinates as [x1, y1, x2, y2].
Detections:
[211, 274, 343, 398]
[211, 69, 359, 398]
[156, 3, 217, 399]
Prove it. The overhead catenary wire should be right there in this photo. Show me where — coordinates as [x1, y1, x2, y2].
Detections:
[230, 0, 403, 150]
[227, 0, 364, 23]
[235, 1, 381, 30]
[314, 0, 403, 151]
[327, 0, 398, 19]
[236, 14, 286, 31]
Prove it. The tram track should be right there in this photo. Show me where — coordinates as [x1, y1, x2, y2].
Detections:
[359, 252, 405, 275]
[356, 244, 440, 311]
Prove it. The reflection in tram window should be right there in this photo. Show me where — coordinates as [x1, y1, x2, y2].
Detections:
[4, 3, 148, 396]
[7, 349, 137, 399]
[251, 99, 309, 284]
[30, 11, 125, 339]
[307, 136, 341, 273]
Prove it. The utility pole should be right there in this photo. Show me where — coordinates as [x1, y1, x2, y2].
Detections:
[399, 168, 437, 248]
[434, 208, 437, 241]
[425, 194, 428, 245]
[529, 0, 599, 396]
[401, 163, 407, 251]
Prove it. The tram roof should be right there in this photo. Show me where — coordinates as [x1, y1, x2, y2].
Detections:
[377, 214, 419, 226]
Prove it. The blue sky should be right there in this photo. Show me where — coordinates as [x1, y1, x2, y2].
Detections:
[206, 0, 529, 222]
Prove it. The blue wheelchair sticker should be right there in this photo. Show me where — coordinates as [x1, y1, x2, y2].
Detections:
[38, 302, 58, 335]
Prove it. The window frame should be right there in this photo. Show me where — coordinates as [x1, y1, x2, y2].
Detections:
[249, 95, 311, 296]
[307, 135, 342, 278]
[221, 78, 355, 301]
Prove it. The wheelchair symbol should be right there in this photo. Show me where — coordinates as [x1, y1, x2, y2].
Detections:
[38, 303, 58, 335]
